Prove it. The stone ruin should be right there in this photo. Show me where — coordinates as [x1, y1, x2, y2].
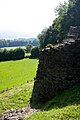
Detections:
[30, 26, 80, 104]
[67, 26, 80, 40]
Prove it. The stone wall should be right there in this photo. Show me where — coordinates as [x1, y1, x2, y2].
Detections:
[31, 39, 80, 103]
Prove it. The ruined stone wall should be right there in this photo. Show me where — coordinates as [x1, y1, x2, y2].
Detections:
[31, 40, 80, 103]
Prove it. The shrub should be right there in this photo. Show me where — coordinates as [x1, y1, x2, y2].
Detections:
[30, 47, 39, 58]
[12, 48, 25, 60]
[0, 48, 25, 61]
[25, 44, 32, 53]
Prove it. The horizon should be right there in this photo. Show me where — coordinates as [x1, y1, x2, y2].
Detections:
[0, 31, 37, 40]
[0, 0, 68, 39]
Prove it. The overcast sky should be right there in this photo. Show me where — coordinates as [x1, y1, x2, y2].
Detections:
[0, 0, 68, 38]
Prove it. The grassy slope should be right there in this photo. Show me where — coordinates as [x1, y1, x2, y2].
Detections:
[0, 58, 38, 92]
[27, 84, 80, 120]
[0, 58, 80, 120]
[0, 82, 33, 113]
[0, 58, 38, 113]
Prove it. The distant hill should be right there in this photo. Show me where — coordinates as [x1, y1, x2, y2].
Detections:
[16, 38, 37, 41]
[0, 31, 37, 40]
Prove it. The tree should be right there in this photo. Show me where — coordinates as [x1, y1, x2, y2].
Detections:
[37, 0, 80, 49]
[25, 44, 32, 53]
[32, 39, 39, 46]
[13, 48, 25, 60]
[30, 47, 39, 58]
[37, 28, 48, 49]
[55, 1, 68, 16]
[67, 0, 80, 26]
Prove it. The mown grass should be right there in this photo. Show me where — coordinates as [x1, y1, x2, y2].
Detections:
[0, 58, 38, 92]
[0, 58, 38, 113]
[27, 84, 80, 120]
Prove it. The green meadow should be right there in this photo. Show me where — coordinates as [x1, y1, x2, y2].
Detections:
[0, 58, 38, 92]
[0, 58, 38, 113]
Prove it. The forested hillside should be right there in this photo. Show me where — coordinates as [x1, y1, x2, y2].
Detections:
[38, 0, 80, 48]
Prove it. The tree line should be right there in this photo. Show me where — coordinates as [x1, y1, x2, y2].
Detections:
[38, 0, 80, 48]
[0, 45, 40, 61]
[25, 44, 39, 58]
[0, 48, 25, 61]
[0, 39, 39, 48]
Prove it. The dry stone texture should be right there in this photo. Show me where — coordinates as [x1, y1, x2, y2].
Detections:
[31, 38, 80, 103]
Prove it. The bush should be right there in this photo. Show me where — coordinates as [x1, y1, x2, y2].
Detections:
[12, 48, 25, 60]
[0, 48, 25, 61]
[30, 47, 39, 58]
[25, 44, 32, 53]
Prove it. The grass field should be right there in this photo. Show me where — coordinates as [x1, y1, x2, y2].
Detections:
[0, 58, 80, 120]
[1, 46, 26, 50]
[27, 84, 80, 120]
[0, 81, 33, 113]
[0, 58, 38, 113]
[0, 58, 38, 92]
[1, 46, 35, 51]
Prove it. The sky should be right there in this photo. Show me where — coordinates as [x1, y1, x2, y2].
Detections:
[0, 0, 68, 38]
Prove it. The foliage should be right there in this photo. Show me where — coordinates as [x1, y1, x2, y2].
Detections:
[13, 48, 25, 60]
[0, 39, 28, 48]
[55, 2, 68, 16]
[0, 48, 25, 61]
[30, 47, 40, 58]
[37, 28, 48, 49]
[25, 44, 32, 53]
[38, 0, 80, 49]
[32, 39, 39, 46]
[0, 39, 39, 48]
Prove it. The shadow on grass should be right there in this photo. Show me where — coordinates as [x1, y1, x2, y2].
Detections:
[30, 84, 80, 111]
